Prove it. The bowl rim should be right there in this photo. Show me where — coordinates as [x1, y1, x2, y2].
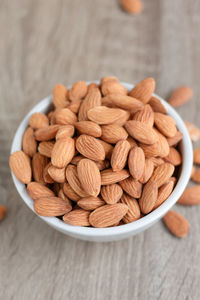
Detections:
[10, 81, 193, 237]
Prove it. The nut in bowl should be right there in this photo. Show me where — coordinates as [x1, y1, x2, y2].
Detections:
[9, 78, 193, 242]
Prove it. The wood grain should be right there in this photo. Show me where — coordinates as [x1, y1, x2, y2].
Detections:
[1, 0, 200, 299]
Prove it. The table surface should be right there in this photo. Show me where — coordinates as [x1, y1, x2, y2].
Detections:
[1, 0, 200, 299]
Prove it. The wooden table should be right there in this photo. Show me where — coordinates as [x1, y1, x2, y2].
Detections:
[1, 1, 200, 299]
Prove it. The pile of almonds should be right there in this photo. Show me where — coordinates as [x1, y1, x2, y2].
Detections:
[9, 77, 184, 228]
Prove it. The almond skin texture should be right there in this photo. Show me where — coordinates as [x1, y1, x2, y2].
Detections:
[98, 140, 114, 159]
[149, 96, 167, 113]
[34, 197, 72, 217]
[22, 127, 37, 157]
[163, 210, 189, 238]
[167, 131, 183, 147]
[32, 153, 48, 184]
[63, 209, 90, 226]
[111, 140, 131, 172]
[43, 162, 54, 183]
[125, 120, 158, 144]
[121, 0, 143, 14]
[56, 125, 75, 140]
[114, 110, 131, 126]
[27, 182, 55, 200]
[75, 121, 102, 137]
[128, 147, 145, 180]
[101, 184, 123, 204]
[154, 180, 174, 209]
[48, 165, 66, 183]
[58, 189, 72, 209]
[139, 158, 154, 184]
[101, 81, 127, 96]
[150, 157, 165, 167]
[101, 124, 128, 144]
[121, 194, 141, 223]
[101, 169, 130, 185]
[77, 197, 105, 211]
[149, 163, 175, 187]
[129, 78, 155, 104]
[53, 84, 68, 108]
[38, 141, 54, 158]
[119, 177, 142, 198]
[65, 165, 88, 197]
[34, 125, 60, 141]
[154, 113, 177, 138]
[185, 121, 200, 142]
[103, 94, 144, 112]
[164, 147, 182, 166]
[139, 181, 158, 214]
[77, 159, 101, 197]
[9, 151, 31, 184]
[191, 168, 200, 183]
[0, 205, 6, 221]
[168, 86, 193, 107]
[63, 182, 80, 202]
[51, 137, 75, 168]
[127, 137, 138, 148]
[68, 81, 88, 101]
[29, 112, 49, 129]
[76, 135, 105, 161]
[178, 186, 200, 205]
[133, 104, 154, 127]
[68, 99, 82, 114]
[89, 203, 128, 228]
[55, 108, 77, 125]
[194, 147, 200, 164]
[88, 106, 127, 125]
[78, 88, 101, 121]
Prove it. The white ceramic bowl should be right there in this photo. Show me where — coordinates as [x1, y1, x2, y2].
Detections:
[10, 81, 193, 242]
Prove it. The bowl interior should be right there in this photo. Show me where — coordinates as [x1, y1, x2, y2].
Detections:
[10, 81, 193, 238]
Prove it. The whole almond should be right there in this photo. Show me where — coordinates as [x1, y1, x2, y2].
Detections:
[63, 209, 90, 226]
[87, 83, 99, 92]
[76, 134, 105, 161]
[101, 124, 128, 144]
[77, 159, 101, 197]
[121, 194, 141, 223]
[9, 151, 32, 184]
[88, 106, 128, 125]
[178, 186, 200, 205]
[101, 169, 130, 185]
[43, 162, 54, 183]
[100, 76, 118, 85]
[98, 140, 114, 159]
[77, 197, 105, 211]
[75, 121, 102, 137]
[119, 177, 142, 198]
[101, 184, 123, 204]
[103, 94, 143, 112]
[48, 165, 66, 183]
[53, 84, 68, 108]
[154, 113, 177, 138]
[34, 125, 60, 141]
[114, 110, 131, 126]
[55, 108, 77, 125]
[111, 140, 131, 172]
[168, 86, 193, 107]
[139, 158, 154, 184]
[68, 81, 88, 101]
[129, 78, 155, 104]
[38, 141, 54, 158]
[127, 136, 138, 148]
[65, 165, 88, 197]
[167, 131, 183, 147]
[154, 180, 174, 209]
[185, 121, 200, 142]
[63, 182, 80, 202]
[163, 210, 189, 237]
[128, 147, 145, 180]
[121, 0, 143, 14]
[29, 112, 49, 129]
[34, 197, 72, 217]
[150, 157, 165, 167]
[139, 181, 158, 214]
[125, 120, 158, 144]
[149, 163, 175, 187]
[133, 104, 154, 127]
[32, 153, 48, 184]
[0, 205, 6, 221]
[78, 88, 101, 121]
[164, 147, 182, 166]
[89, 203, 128, 228]
[22, 127, 37, 157]
[194, 147, 200, 164]
[56, 125, 75, 140]
[68, 99, 82, 114]
[27, 182, 55, 200]
[51, 137, 75, 168]
[149, 96, 167, 113]
[101, 81, 127, 96]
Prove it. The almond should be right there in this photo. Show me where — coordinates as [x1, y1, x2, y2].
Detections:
[154, 113, 177, 138]
[68, 81, 88, 101]
[95, 160, 110, 171]
[48, 165, 66, 183]
[38, 141, 54, 157]
[100, 76, 118, 85]
[185, 121, 200, 142]
[9, 151, 32, 184]
[121, 194, 141, 223]
[191, 165, 196, 178]
[129, 78, 155, 104]
[101, 184, 123, 204]
[22, 127, 37, 157]
[163, 210, 189, 237]
[32, 153, 48, 184]
[121, 0, 143, 14]
[68, 99, 82, 114]
[101, 124, 128, 144]
[51, 137, 75, 168]
[168, 86, 193, 107]
[71, 155, 84, 165]
[27, 182, 55, 200]
[139, 181, 158, 214]
[43, 162, 54, 183]
[194, 147, 200, 164]
[63, 182, 80, 202]
[55, 108, 77, 125]
[58, 189, 72, 208]
[77, 159, 101, 197]
[103, 94, 143, 112]
[178, 186, 200, 205]
[164, 147, 182, 166]
[139, 158, 154, 184]
[111, 140, 131, 172]
[150, 157, 165, 167]
[132, 104, 154, 127]
[53, 84, 68, 108]
[89, 203, 128, 228]
[101, 169, 130, 185]
[78, 88, 101, 121]
[167, 131, 183, 147]
[0, 205, 6, 221]
[75, 121, 102, 137]
[55, 125, 75, 140]
[63, 209, 90, 226]
[77, 197, 105, 211]
[87, 83, 99, 92]
[34, 197, 72, 217]
[76, 134, 105, 161]
[101, 81, 127, 96]
[149, 96, 167, 113]
[114, 110, 131, 126]
[98, 140, 114, 159]
[128, 147, 145, 180]
[127, 136, 138, 148]
[88, 106, 128, 125]
[34, 125, 60, 141]
[154, 180, 174, 209]
[65, 165, 88, 197]
[125, 120, 158, 144]
[119, 177, 142, 198]
[149, 163, 175, 187]
[29, 112, 49, 129]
